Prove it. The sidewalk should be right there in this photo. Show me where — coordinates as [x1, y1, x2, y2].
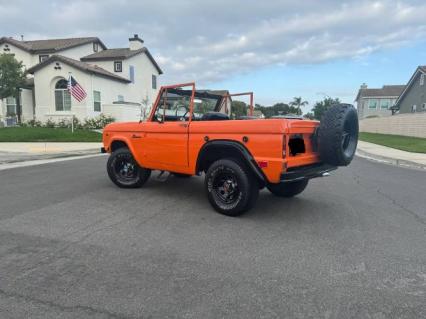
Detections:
[0, 142, 102, 164]
[356, 141, 426, 169]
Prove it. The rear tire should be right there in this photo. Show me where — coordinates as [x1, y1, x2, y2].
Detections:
[318, 104, 358, 166]
[205, 159, 259, 216]
[267, 179, 308, 197]
[107, 148, 151, 188]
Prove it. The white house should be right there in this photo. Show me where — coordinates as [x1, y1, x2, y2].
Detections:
[0, 34, 162, 125]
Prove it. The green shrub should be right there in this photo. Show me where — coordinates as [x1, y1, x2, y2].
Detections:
[45, 119, 55, 128]
[25, 119, 43, 127]
[83, 114, 115, 129]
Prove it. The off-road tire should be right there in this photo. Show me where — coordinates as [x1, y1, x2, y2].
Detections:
[318, 104, 358, 166]
[267, 179, 308, 197]
[107, 148, 151, 188]
[205, 159, 259, 216]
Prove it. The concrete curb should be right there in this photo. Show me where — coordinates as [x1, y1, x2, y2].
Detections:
[0, 153, 105, 171]
[356, 149, 426, 170]
[0, 148, 101, 165]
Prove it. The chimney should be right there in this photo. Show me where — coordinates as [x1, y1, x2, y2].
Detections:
[129, 34, 144, 50]
[360, 83, 367, 90]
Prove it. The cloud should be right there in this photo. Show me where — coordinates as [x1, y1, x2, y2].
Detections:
[1, 0, 426, 84]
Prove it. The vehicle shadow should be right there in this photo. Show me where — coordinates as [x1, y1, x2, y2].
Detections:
[140, 172, 334, 224]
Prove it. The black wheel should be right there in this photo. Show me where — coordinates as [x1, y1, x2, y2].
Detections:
[318, 104, 358, 166]
[173, 173, 192, 178]
[107, 148, 151, 188]
[205, 159, 259, 216]
[267, 179, 308, 197]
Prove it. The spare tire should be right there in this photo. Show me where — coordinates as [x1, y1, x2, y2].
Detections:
[318, 104, 358, 166]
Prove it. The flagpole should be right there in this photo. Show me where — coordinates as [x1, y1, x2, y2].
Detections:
[68, 72, 74, 133]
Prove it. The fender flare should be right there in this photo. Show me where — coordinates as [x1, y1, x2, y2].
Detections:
[196, 140, 266, 184]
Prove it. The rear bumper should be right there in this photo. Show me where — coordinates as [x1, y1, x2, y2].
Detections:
[280, 163, 337, 182]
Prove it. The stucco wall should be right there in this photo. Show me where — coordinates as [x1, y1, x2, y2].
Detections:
[88, 52, 160, 106]
[359, 113, 426, 138]
[0, 43, 33, 69]
[103, 104, 142, 122]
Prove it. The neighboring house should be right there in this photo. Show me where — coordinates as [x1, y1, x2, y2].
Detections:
[394, 66, 426, 114]
[0, 34, 162, 125]
[355, 83, 405, 119]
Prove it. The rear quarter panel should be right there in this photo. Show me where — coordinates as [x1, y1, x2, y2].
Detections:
[189, 119, 285, 182]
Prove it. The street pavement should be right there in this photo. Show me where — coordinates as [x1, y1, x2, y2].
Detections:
[0, 156, 425, 319]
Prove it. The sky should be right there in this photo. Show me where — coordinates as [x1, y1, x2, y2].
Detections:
[1, 0, 426, 112]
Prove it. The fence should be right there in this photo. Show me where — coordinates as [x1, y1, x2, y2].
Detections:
[359, 113, 426, 138]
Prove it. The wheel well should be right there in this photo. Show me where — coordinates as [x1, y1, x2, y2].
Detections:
[110, 140, 128, 152]
[197, 142, 266, 186]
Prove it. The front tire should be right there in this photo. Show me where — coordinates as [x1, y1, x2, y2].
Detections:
[205, 159, 259, 216]
[107, 148, 151, 188]
[267, 179, 308, 197]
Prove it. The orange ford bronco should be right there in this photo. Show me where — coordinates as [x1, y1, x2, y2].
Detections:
[102, 82, 358, 216]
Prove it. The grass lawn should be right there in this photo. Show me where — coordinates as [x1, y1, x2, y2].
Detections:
[359, 132, 426, 153]
[0, 127, 102, 142]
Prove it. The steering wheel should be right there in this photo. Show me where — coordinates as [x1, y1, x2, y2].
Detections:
[175, 106, 189, 121]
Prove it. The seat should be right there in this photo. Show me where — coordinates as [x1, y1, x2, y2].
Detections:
[201, 112, 230, 121]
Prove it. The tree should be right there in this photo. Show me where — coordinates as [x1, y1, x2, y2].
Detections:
[0, 54, 26, 123]
[290, 97, 308, 115]
[312, 97, 341, 120]
[255, 103, 301, 118]
[304, 112, 315, 120]
[231, 100, 248, 118]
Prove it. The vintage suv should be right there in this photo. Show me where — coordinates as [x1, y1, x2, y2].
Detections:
[102, 83, 358, 216]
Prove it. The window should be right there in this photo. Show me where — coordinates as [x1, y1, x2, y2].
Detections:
[154, 88, 222, 122]
[6, 97, 16, 116]
[117, 95, 124, 102]
[39, 55, 49, 63]
[154, 89, 191, 122]
[368, 99, 378, 109]
[93, 42, 99, 52]
[129, 66, 135, 83]
[421, 73, 425, 86]
[380, 99, 390, 109]
[93, 91, 101, 112]
[114, 61, 122, 72]
[55, 79, 71, 111]
[152, 74, 157, 89]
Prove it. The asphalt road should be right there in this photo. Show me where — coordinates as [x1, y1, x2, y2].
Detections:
[0, 156, 425, 319]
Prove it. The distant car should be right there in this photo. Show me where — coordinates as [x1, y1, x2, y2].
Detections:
[102, 82, 359, 216]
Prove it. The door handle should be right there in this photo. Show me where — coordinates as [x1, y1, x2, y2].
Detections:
[132, 134, 142, 138]
[179, 123, 188, 128]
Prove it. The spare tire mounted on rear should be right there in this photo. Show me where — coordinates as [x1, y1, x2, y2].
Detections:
[318, 104, 358, 166]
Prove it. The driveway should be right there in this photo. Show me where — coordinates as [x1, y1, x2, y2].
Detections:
[0, 157, 425, 318]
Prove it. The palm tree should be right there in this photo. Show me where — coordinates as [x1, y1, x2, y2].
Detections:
[290, 97, 308, 115]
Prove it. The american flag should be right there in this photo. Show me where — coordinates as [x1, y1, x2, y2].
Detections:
[67, 75, 87, 102]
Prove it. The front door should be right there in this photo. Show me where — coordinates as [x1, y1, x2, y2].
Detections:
[141, 87, 192, 170]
